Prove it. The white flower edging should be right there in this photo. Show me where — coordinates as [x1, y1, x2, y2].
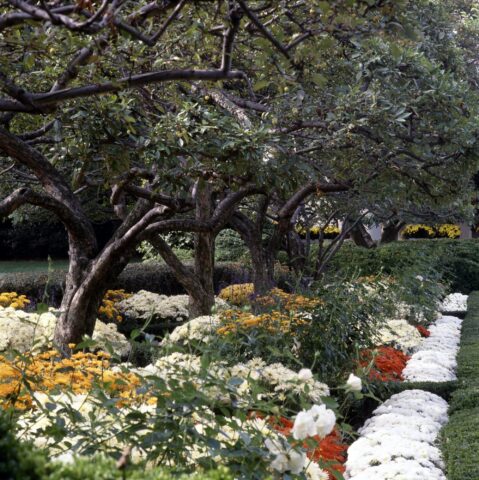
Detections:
[345, 390, 448, 480]
[441, 292, 468, 314]
[403, 314, 462, 382]
[346, 293, 468, 480]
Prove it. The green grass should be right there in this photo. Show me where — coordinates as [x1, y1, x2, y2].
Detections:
[0, 260, 69, 274]
[441, 291, 479, 480]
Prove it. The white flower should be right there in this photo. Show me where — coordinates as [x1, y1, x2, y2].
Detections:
[270, 453, 289, 473]
[265, 438, 307, 474]
[346, 373, 362, 392]
[293, 405, 336, 440]
[292, 410, 317, 440]
[298, 368, 314, 382]
[415, 275, 424, 282]
[305, 461, 329, 480]
[54, 452, 75, 464]
[309, 404, 336, 438]
[288, 450, 307, 474]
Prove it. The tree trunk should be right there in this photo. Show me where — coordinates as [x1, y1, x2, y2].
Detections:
[381, 221, 405, 244]
[285, 230, 307, 275]
[348, 221, 376, 249]
[191, 181, 215, 317]
[249, 238, 275, 294]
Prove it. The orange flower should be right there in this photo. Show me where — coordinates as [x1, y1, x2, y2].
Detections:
[359, 346, 410, 382]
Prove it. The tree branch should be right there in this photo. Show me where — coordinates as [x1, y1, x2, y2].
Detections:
[0, 69, 247, 113]
[236, 0, 291, 61]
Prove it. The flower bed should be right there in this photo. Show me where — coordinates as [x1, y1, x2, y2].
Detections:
[345, 293, 469, 480]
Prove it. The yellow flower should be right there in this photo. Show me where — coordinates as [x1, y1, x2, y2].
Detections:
[98, 289, 132, 322]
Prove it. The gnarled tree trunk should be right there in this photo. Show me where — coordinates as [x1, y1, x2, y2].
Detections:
[381, 220, 405, 244]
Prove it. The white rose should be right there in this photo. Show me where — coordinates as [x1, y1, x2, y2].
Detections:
[346, 373, 362, 392]
[309, 404, 336, 438]
[298, 368, 314, 382]
[292, 410, 317, 440]
[288, 450, 307, 474]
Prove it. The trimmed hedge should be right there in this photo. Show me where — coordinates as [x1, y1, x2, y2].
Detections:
[0, 262, 254, 306]
[330, 239, 479, 294]
[441, 291, 479, 480]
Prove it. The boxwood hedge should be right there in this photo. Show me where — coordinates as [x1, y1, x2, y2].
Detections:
[441, 291, 479, 480]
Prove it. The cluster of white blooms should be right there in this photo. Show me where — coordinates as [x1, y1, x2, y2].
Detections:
[403, 315, 462, 382]
[292, 404, 336, 440]
[377, 319, 423, 354]
[0, 306, 130, 356]
[227, 360, 330, 402]
[133, 354, 329, 404]
[163, 314, 222, 345]
[117, 291, 190, 324]
[345, 390, 448, 480]
[441, 292, 468, 313]
[118, 291, 229, 325]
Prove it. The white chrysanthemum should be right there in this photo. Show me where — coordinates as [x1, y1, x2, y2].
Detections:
[0, 306, 129, 356]
[345, 390, 448, 480]
[403, 315, 462, 382]
[441, 293, 468, 313]
[377, 319, 422, 354]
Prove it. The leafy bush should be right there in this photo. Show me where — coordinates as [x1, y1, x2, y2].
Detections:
[48, 457, 235, 480]
[330, 239, 479, 294]
[0, 412, 47, 480]
[215, 229, 249, 262]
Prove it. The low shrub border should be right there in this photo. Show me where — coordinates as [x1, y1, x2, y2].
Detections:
[0, 262, 288, 306]
[441, 291, 479, 480]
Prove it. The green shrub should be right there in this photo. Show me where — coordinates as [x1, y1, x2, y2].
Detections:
[0, 412, 48, 480]
[441, 291, 479, 480]
[330, 239, 479, 294]
[0, 262, 254, 306]
[215, 229, 249, 262]
[48, 456, 235, 480]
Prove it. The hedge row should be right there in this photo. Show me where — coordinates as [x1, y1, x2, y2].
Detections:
[0, 262, 260, 306]
[0, 412, 235, 480]
[441, 291, 479, 480]
[330, 239, 479, 294]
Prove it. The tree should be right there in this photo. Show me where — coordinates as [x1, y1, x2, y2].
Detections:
[2, 0, 394, 349]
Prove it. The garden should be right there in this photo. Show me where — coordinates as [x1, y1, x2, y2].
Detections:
[1, 1, 479, 479]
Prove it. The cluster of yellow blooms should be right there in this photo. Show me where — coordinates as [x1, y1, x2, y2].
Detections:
[218, 283, 255, 306]
[0, 349, 145, 410]
[403, 224, 461, 239]
[0, 292, 30, 309]
[217, 285, 321, 334]
[295, 225, 341, 236]
[256, 288, 322, 311]
[98, 289, 132, 322]
[436, 224, 461, 238]
[217, 309, 303, 335]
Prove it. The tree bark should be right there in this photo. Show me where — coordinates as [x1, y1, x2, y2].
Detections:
[381, 220, 405, 244]
[190, 181, 215, 317]
[348, 220, 376, 249]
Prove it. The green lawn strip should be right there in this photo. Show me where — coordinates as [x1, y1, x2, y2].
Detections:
[441, 291, 479, 480]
